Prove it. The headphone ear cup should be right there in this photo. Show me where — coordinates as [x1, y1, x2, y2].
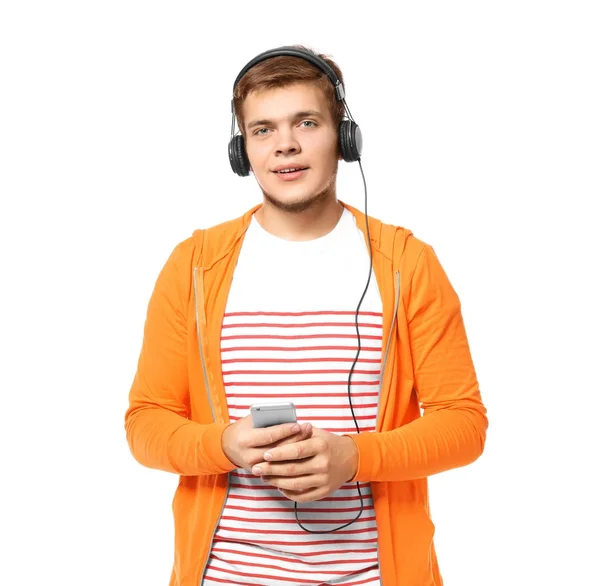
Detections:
[228, 135, 251, 176]
[338, 120, 363, 162]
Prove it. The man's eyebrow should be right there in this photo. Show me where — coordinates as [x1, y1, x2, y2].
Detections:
[247, 110, 324, 130]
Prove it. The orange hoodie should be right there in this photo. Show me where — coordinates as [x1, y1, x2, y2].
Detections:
[125, 200, 488, 586]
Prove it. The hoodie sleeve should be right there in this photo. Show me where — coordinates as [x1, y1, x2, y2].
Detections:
[124, 239, 235, 476]
[350, 243, 488, 481]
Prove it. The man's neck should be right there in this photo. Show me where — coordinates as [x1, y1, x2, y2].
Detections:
[254, 196, 344, 242]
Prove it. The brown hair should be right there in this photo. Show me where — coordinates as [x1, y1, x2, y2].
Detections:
[232, 44, 346, 139]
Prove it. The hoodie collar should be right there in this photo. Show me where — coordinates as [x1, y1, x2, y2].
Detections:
[239, 199, 379, 246]
[200, 199, 382, 270]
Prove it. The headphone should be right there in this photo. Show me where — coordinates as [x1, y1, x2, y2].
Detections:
[229, 46, 373, 535]
[229, 46, 363, 176]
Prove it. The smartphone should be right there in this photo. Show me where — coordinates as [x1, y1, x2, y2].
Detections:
[251, 402, 297, 428]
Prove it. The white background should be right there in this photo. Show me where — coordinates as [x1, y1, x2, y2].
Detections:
[1, 1, 599, 584]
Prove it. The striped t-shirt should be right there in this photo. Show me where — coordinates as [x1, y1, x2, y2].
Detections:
[203, 207, 383, 586]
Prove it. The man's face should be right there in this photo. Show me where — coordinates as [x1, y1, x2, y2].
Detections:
[242, 82, 340, 213]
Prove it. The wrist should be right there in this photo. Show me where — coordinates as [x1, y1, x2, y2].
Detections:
[343, 435, 359, 482]
[221, 423, 237, 466]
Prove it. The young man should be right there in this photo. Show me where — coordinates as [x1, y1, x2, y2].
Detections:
[125, 45, 488, 586]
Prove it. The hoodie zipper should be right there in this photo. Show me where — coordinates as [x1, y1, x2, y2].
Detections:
[199, 482, 231, 585]
[374, 269, 400, 586]
[192, 266, 230, 585]
[193, 267, 216, 423]
[376, 270, 400, 430]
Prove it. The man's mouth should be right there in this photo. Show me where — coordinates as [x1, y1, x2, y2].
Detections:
[273, 167, 309, 180]
[274, 167, 308, 174]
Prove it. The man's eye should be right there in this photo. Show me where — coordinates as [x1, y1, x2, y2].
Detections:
[254, 121, 315, 136]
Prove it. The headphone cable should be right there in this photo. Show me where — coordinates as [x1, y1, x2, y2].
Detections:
[294, 154, 372, 534]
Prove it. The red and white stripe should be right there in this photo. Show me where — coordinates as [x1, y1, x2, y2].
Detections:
[204, 309, 382, 586]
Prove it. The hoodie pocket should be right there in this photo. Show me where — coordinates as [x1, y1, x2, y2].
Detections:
[390, 505, 437, 585]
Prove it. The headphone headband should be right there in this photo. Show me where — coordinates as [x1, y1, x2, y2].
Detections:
[231, 46, 346, 114]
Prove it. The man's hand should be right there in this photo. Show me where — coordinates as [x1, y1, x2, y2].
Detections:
[250, 426, 359, 503]
[221, 414, 313, 472]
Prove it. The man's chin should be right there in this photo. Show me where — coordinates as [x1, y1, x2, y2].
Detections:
[260, 178, 337, 213]
[262, 190, 330, 214]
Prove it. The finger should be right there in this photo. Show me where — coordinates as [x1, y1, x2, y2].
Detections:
[270, 423, 313, 448]
[263, 436, 321, 463]
[262, 474, 321, 493]
[252, 457, 310, 478]
[299, 422, 313, 436]
[280, 487, 326, 503]
[253, 422, 301, 447]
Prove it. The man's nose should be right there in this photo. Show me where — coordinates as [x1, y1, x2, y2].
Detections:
[275, 130, 300, 155]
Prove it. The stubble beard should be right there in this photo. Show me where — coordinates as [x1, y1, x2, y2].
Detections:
[261, 168, 338, 214]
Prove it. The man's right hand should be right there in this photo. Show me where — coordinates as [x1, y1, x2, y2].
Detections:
[221, 414, 312, 472]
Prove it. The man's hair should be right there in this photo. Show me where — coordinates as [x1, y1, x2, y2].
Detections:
[233, 44, 346, 138]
